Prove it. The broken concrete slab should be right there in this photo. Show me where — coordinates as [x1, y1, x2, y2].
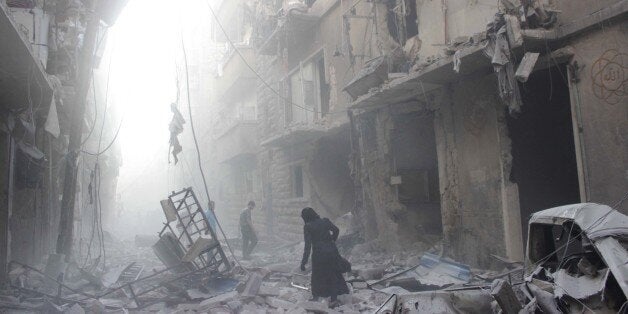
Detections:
[515, 52, 539, 82]
[240, 272, 263, 297]
[343, 56, 388, 100]
[490, 279, 522, 314]
[196, 291, 238, 312]
[266, 296, 296, 310]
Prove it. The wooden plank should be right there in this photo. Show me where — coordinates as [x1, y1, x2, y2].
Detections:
[490, 279, 522, 314]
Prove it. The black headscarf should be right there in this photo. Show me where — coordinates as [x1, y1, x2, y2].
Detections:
[301, 207, 320, 223]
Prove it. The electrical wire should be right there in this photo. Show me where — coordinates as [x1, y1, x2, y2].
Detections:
[180, 35, 248, 272]
[81, 118, 124, 156]
[80, 30, 118, 268]
[204, 0, 347, 116]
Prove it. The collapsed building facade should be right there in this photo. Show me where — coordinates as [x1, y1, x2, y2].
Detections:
[0, 0, 123, 284]
[347, 0, 628, 268]
[209, 0, 628, 268]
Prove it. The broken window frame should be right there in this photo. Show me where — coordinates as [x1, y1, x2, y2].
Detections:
[290, 162, 306, 199]
[283, 49, 329, 126]
[385, 0, 419, 46]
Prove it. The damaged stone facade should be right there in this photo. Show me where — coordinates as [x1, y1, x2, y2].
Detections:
[0, 0, 122, 284]
[207, 0, 627, 269]
[348, 0, 628, 268]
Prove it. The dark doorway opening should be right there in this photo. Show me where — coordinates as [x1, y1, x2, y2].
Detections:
[392, 111, 442, 238]
[507, 65, 580, 242]
[310, 130, 355, 219]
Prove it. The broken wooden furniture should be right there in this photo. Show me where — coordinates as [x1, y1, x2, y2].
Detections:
[154, 187, 231, 277]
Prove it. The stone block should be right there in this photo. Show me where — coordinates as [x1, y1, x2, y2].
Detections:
[266, 296, 296, 310]
[197, 291, 238, 311]
[240, 272, 263, 297]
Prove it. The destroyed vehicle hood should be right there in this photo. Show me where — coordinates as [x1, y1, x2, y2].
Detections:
[528, 203, 628, 240]
[529, 203, 628, 298]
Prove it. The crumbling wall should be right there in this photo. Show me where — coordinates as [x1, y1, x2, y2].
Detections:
[564, 21, 628, 213]
[308, 130, 355, 220]
[391, 111, 442, 238]
[354, 109, 403, 249]
[434, 74, 520, 268]
[416, 0, 496, 59]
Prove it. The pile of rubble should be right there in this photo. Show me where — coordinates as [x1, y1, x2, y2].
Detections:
[1, 187, 625, 314]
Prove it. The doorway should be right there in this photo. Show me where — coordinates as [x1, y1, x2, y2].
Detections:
[392, 111, 442, 238]
[507, 65, 581, 241]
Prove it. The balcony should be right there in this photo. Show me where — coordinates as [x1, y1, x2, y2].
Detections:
[215, 46, 256, 102]
[260, 121, 326, 147]
[214, 118, 260, 164]
[0, 3, 52, 112]
[257, 0, 338, 55]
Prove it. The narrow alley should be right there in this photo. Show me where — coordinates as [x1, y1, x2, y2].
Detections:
[0, 0, 627, 313]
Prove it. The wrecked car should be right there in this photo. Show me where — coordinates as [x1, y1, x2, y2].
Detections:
[377, 203, 628, 313]
[523, 203, 628, 313]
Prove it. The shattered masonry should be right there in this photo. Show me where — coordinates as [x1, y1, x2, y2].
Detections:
[209, 0, 628, 268]
[0, 0, 627, 312]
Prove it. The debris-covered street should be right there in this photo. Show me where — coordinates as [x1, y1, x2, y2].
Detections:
[1, 0, 627, 313]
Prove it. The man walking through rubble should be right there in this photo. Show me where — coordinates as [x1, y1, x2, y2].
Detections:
[240, 200, 258, 259]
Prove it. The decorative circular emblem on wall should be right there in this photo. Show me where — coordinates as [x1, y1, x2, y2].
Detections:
[591, 49, 627, 105]
[463, 101, 489, 136]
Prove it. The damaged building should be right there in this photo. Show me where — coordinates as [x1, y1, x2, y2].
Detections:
[0, 0, 627, 312]
[205, 0, 628, 268]
[345, 0, 628, 268]
[0, 0, 124, 284]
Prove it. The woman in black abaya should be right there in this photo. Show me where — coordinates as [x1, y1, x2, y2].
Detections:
[300, 207, 349, 307]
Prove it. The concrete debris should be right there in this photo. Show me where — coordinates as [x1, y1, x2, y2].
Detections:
[515, 52, 539, 82]
[3, 203, 623, 313]
[453, 50, 462, 73]
[240, 272, 263, 297]
[196, 291, 238, 311]
[343, 56, 388, 100]
[504, 204, 628, 313]
[485, 13, 523, 115]
[490, 279, 522, 314]
[381, 289, 494, 313]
